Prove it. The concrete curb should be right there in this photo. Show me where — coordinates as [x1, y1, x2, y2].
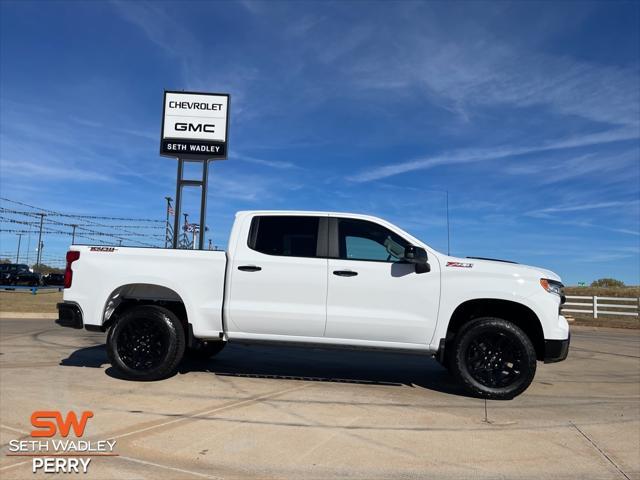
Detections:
[0, 312, 57, 319]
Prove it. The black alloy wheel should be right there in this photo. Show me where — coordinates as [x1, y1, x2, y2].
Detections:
[107, 305, 185, 381]
[116, 317, 168, 371]
[451, 317, 537, 399]
[464, 331, 524, 388]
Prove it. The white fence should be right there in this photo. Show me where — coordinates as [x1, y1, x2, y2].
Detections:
[562, 295, 640, 319]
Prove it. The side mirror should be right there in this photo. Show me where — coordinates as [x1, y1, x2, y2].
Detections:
[403, 245, 430, 273]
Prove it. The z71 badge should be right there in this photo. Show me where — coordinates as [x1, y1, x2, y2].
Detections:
[446, 261, 473, 268]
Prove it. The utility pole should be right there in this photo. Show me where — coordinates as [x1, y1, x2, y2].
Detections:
[35, 213, 45, 270]
[164, 196, 173, 248]
[16, 233, 22, 263]
[71, 224, 77, 245]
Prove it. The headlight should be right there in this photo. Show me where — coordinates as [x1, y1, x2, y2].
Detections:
[540, 278, 563, 296]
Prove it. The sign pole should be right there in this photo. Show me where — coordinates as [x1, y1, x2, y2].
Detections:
[172, 158, 184, 249]
[161, 91, 229, 250]
[199, 160, 209, 250]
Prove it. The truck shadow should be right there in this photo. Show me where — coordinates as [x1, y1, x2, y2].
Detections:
[60, 344, 108, 368]
[60, 342, 472, 398]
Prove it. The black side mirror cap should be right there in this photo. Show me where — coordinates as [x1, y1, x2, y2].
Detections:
[404, 245, 428, 263]
[403, 245, 430, 273]
[415, 262, 430, 274]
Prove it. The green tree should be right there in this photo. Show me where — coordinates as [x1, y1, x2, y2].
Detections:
[590, 278, 625, 288]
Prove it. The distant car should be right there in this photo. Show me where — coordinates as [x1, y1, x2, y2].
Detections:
[0, 264, 39, 285]
[43, 273, 65, 286]
[0, 263, 29, 285]
[14, 270, 41, 286]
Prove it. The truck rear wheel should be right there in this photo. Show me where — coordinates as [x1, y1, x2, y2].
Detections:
[107, 305, 185, 381]
[451, 317, 537, 399]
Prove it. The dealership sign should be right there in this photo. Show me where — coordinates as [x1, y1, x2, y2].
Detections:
[160, 91, 229, 159]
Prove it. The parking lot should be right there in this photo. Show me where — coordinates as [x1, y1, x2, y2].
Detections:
[0, 318, 638, 479]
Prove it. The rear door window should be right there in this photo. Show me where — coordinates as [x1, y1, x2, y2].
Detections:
[249, 216, 321, 258]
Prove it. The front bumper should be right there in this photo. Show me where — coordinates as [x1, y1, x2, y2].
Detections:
[56, 302, 83, 329]
[544, 333, 570, 363]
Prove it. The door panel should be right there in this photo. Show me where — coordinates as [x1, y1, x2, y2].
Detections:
[326, 259, 439, 343]
[227, 215, 328, 337]
[325, 218, 440, 344]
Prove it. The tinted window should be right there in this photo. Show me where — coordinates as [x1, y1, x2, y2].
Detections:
[338, 219, 409, 262]
[251, 216, 320, 257]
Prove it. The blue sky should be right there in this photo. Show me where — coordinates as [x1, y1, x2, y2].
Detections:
[0, 0, 638, 284]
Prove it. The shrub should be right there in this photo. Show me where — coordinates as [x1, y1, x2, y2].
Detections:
[590, 278, 626, 288]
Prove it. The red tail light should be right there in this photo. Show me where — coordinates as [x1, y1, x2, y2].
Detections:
[64, 251, 80, 289]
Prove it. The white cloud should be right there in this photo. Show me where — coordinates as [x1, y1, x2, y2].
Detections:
[0, 159, 115, 182]
[229, 152, 298, 170]
[110, 0, 201, 61]
[348, 128, 638, 182]
[528, 200, 638, 215]
[346, 11, 640, 130]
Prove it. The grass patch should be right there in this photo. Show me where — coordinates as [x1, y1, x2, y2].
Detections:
[564, 286, 640, 297]
[0, 290, 62, 313]
[569, 316, 639, 329]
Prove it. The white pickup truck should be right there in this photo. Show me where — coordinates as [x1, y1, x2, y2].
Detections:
[57, 210, 569, 398]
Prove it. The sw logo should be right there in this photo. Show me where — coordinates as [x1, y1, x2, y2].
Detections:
[31, 410, 94, 437]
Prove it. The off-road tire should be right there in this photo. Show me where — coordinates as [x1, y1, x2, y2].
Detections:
[451, 317, 537, 399]
[107, 305, 185, 381]
[186, 340, 226, 360]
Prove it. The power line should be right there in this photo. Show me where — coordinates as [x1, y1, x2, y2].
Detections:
[0, 198, 164, 223]
[1, 210, 162, 247]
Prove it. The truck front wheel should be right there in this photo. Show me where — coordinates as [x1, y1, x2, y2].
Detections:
[107, 305, 185, 381]
[451, 317, 537, 399]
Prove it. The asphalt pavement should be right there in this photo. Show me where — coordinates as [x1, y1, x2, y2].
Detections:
[0, 318, 638, 479]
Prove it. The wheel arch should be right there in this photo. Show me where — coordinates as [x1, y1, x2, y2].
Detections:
[445, 298, 545, 361]
[102, 283, 189, 336]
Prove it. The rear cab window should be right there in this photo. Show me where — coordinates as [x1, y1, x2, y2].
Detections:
[248, 216, 323, 258]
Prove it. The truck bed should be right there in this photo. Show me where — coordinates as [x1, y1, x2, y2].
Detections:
[63, 246, 227, 338]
